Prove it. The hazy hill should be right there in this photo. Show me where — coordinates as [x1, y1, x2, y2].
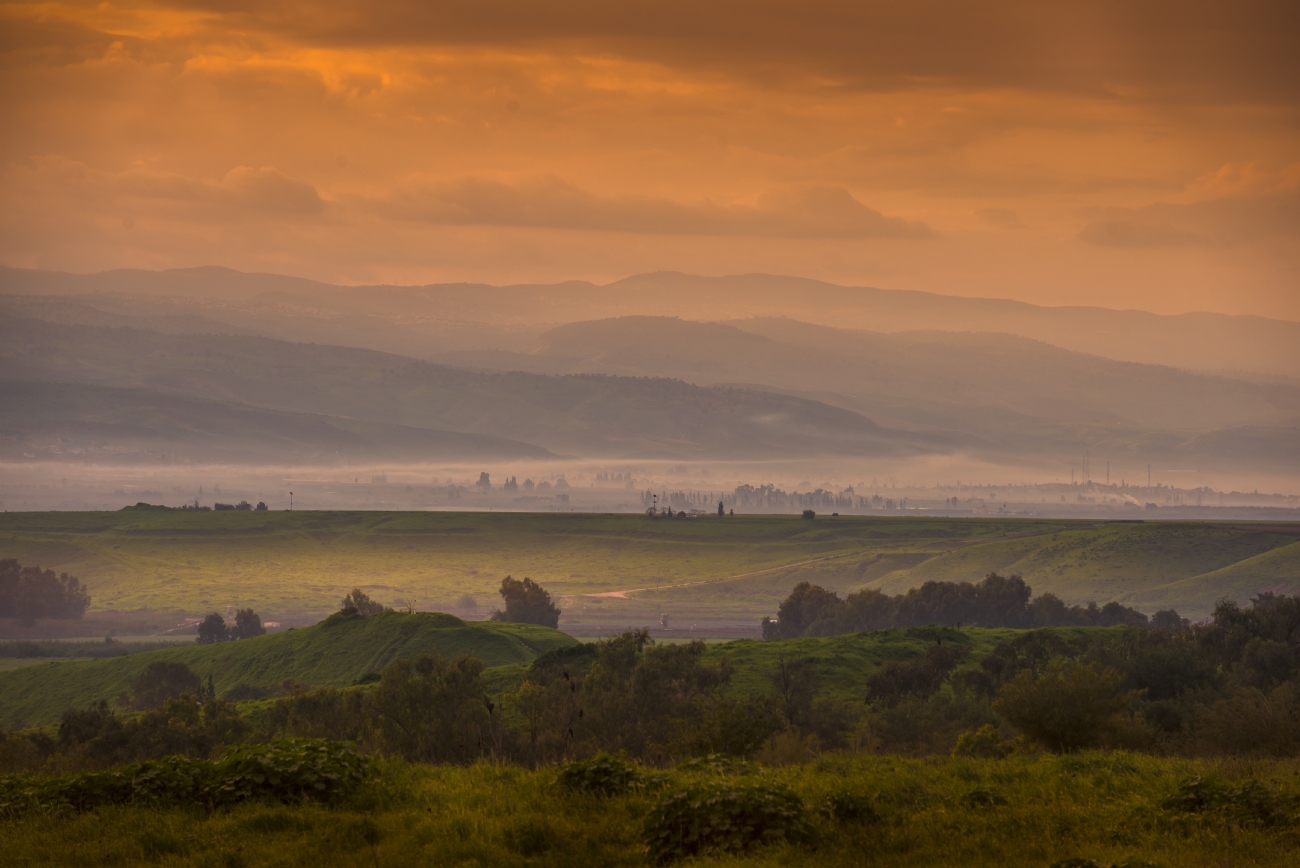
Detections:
[0, 379, 552, 464]
[431, 316, 1300, 471]
[4, 266, 1297, 379]
[0, 611, 577, 729]
[0, 317, 922, 459]
[440, 316, 1299, 431]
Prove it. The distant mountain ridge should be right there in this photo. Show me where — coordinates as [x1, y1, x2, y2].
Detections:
[3, 266, 1296, 379]
[0, 317, 930, 460]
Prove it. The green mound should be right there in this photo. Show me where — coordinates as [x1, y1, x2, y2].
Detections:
[0, 611, 576, 729]
[1130, 540, 1300, 613]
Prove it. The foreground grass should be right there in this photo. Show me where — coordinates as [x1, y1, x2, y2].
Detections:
[6, 752, 1300, 867]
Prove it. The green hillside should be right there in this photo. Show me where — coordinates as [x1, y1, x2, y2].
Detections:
[1129, 539, 1300, 613]
[0, 510, 1079, 615]
[2, 511, 1296, 625]
[865, 522, 1299, 610]
[0, 611, 576, 729]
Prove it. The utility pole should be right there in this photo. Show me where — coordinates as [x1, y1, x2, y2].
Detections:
[1147, 465, 1151, 488]
[289, 491, 294, 511]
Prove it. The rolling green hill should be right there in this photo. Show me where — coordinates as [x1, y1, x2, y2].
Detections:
[0, 509, 1079, 615]
[0, 611, 576, 729]
[1131, 539, 1300, 613]
[1, 511, 1296, 628]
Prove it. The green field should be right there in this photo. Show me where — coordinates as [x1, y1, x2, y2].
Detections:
[1, 511, 1297, 628]
[7, 752, 1300, 867]
[0, 612, 576, 729]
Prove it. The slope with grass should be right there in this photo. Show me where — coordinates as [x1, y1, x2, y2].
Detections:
[2, 511, 1296, 624]
[0, 611, 577, 729]
[865, 521, 1300, 614]
[1131, 539, 1300, 613]
[0, 509, 1074, 615]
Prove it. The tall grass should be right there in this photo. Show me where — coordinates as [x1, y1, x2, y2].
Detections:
[6, 752, 1299, 866]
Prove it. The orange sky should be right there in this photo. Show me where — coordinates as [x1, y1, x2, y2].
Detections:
[2, 1, 1298, 318]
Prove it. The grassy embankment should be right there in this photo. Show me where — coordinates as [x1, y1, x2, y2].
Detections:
[1, 511, 1297, 626]
[6, 752, 1300, 867]
[0, 612, 576, 729]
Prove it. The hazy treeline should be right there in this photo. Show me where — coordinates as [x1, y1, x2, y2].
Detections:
[0, 560, 90, 621]
[762, 574, 1162, 639]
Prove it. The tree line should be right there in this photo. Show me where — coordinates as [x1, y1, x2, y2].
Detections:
[5, 589, 1297, 776]
[761, 573, 1167, 639]
[0, 559, 90, 621]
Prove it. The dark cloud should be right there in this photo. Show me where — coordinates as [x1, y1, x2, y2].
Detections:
[1078, 194, 1300, 248]
[378, 175, 932, 239]
[166, 0, 1300, 104]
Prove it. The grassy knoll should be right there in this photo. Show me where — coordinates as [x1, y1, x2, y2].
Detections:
[1, 510, 1296, 625]
[6, 752, 1299, 866]
[0, 612, 576, 729]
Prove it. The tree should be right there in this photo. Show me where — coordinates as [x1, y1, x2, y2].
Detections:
[490, 576, 560, 628]
[130, 661, 202, 710]
[196, 613, 229, 644]
[0, 559, 90, 620]
[992, 658, 1145, 752]
[341, 588, 385, 617]
[233, 608, 266, 639]
[369, 653, 491, 763]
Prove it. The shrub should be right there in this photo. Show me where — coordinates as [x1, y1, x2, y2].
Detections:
[818, 790, 878, 824]
[0, 739, 368, 816]
[557, 754, 642, 796]
[1162, 776, 1296, 828]
[992, 658, 1146, 752]
[643, 783, 809, 864]
[130, 661, 202, 709]
[952, 724, 1013, 759]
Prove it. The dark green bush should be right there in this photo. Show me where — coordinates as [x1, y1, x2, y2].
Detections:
[0, 738, 368, 816]
[1162, 776, 1296, 827]
[642, 783, 809, 864]
[818, 790, 878, 824]
[557, 754, 642, 796]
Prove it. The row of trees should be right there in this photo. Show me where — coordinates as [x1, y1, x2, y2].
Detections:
[0, 559, 90, 621]
[761, 573, 1162, 639]
[332, 578, 562, 629]
[196, 609, 266, 643]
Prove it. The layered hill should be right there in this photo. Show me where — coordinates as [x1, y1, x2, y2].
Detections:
[3, 266, 1297, 379]
[0, 379, 551, 464]
[0, 611, 577, 729]
[0, 316, 926, 460]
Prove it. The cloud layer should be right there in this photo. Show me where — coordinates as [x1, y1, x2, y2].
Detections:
[1, 0, 1297, 317]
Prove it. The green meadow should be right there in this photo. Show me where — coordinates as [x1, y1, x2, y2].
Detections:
[7, 752, 1300, 867]
[1, 510, 1296, 626]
